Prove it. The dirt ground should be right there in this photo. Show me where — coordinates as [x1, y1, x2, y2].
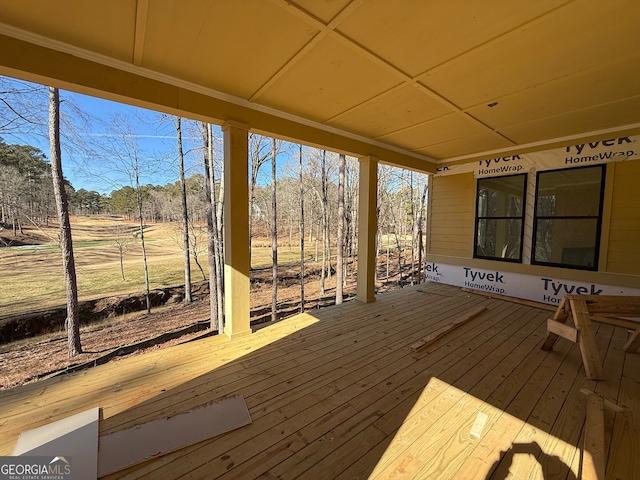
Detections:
[0, 299, 213, 389]
[0, 258, 422, 391]
[0, 219, 417, 390]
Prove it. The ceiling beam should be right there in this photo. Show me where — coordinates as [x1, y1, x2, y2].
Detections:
[132, 0, 149, 67]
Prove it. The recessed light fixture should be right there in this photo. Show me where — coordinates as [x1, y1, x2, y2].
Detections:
[487, 101, 498, 108]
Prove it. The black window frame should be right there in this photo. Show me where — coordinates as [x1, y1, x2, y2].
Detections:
[531, 164, 606, 271]
[473, 173, 527, 263]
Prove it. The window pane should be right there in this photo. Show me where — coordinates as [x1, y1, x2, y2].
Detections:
[536, 167, 603, 217]
[475, 218, 522, 260]
[477, 175, 525, 218]
[534, 218, 599, 268]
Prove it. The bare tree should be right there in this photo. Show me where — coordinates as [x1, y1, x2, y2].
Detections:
[113, 221, 132, 280]
[249, 134, 271, 266]
[202, 123, 219, 331]
[336, 153, 346, 304]
[213, 127, 224, 324]
[95, 115, 159, 313]
[134, 157, 151, 313]
[188, 218, 207, 281]
[201, 122, 225, 331]
[176, 117, 192, 303]
[298, 144, 305, 312]
[320, 150, 328, 295]
[48, 87, 81, 357]
[271, 138, 278, 322]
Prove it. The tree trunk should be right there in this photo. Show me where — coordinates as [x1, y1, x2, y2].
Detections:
[48, 87, 82, 357]
[177, 117, 192, 304]
[214, 137, 225, 325]
[289, 218, 293, 252]
[336, 153, 345, 304]
[386, 228, 390, 284]
[409, 172, 415, 286]
[119, 245, 125, 281]
[416, 179, 428, 283]
[202, 123, 219, 332]
[298, 145, 305, 313]
[320, 150, 327, 296]
[135, 170, 151, 314]
[271, 138, 278, 323]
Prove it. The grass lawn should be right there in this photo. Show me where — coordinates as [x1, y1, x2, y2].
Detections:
[0, 216, 304, 318]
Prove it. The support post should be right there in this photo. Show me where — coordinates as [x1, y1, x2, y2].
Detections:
[357, 156, 378, 303]
[222, 121, 251, 339]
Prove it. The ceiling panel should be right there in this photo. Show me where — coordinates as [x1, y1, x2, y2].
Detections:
[417, 132, 513, 160]
[377, 113, 489, 151]
[327, 84, 453, 138]
[142, 0, 317, 98]
[500, 96, 640, 144]
[0, 0, 639, 164]
[421, 0, 640, 109]
[468, 55, 640, 130]
[0, 0, 136, 62]
[336, 0, 568, 77]
[287, 0, 354, 23]
[258, 35, 401, 122]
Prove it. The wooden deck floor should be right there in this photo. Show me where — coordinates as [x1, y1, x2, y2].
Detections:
[1, 283, 638, 479]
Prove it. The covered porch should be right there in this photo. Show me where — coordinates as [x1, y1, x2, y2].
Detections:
[1, 283, 637, 479]
[1, 2, 640, 478]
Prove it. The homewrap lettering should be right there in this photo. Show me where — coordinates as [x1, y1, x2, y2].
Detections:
[540, 278, 603, 296]
[424, 263, 438, 273]
[565, 137, 632, 155]
[478, 165, 524, 175]
[565, 150, 634, 164]
[478, 155, 522, 169]
[463, 267, 504, 283]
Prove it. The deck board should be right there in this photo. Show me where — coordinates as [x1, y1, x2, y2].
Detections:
[0, 283, 637, 479]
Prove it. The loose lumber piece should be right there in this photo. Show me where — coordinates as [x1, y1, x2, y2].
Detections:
[470, 412, 488, 439]
[97, 394, 251, 477]
[409, 305, 487, 352]
[13, 408, 99, 480]
[546, 318, 578, 343]
[583, 392, 606, 480]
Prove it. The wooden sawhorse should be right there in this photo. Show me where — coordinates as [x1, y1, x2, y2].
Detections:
[542, 295, 640, 380]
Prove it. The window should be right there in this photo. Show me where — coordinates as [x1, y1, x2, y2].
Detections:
[532, 165, 605, 270]
[474, 174, 526, 262]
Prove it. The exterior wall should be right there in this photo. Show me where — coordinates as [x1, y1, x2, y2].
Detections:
[427, 158, 640, 301]
[428, 173, 474, 258]
[607, 160, 640, 275]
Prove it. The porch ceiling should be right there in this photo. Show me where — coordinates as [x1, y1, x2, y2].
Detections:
[1, 0, 640, 169]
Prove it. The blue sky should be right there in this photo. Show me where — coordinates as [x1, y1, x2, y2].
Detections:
[1, 75, 339, 195]
[1, 76, 212, 194]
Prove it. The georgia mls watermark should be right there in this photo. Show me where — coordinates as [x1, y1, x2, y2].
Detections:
[0, 456, 72, 480]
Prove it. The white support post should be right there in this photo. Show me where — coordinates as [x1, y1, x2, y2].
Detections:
[357, 156, 378, 303]
[222, 121, 251, 338]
